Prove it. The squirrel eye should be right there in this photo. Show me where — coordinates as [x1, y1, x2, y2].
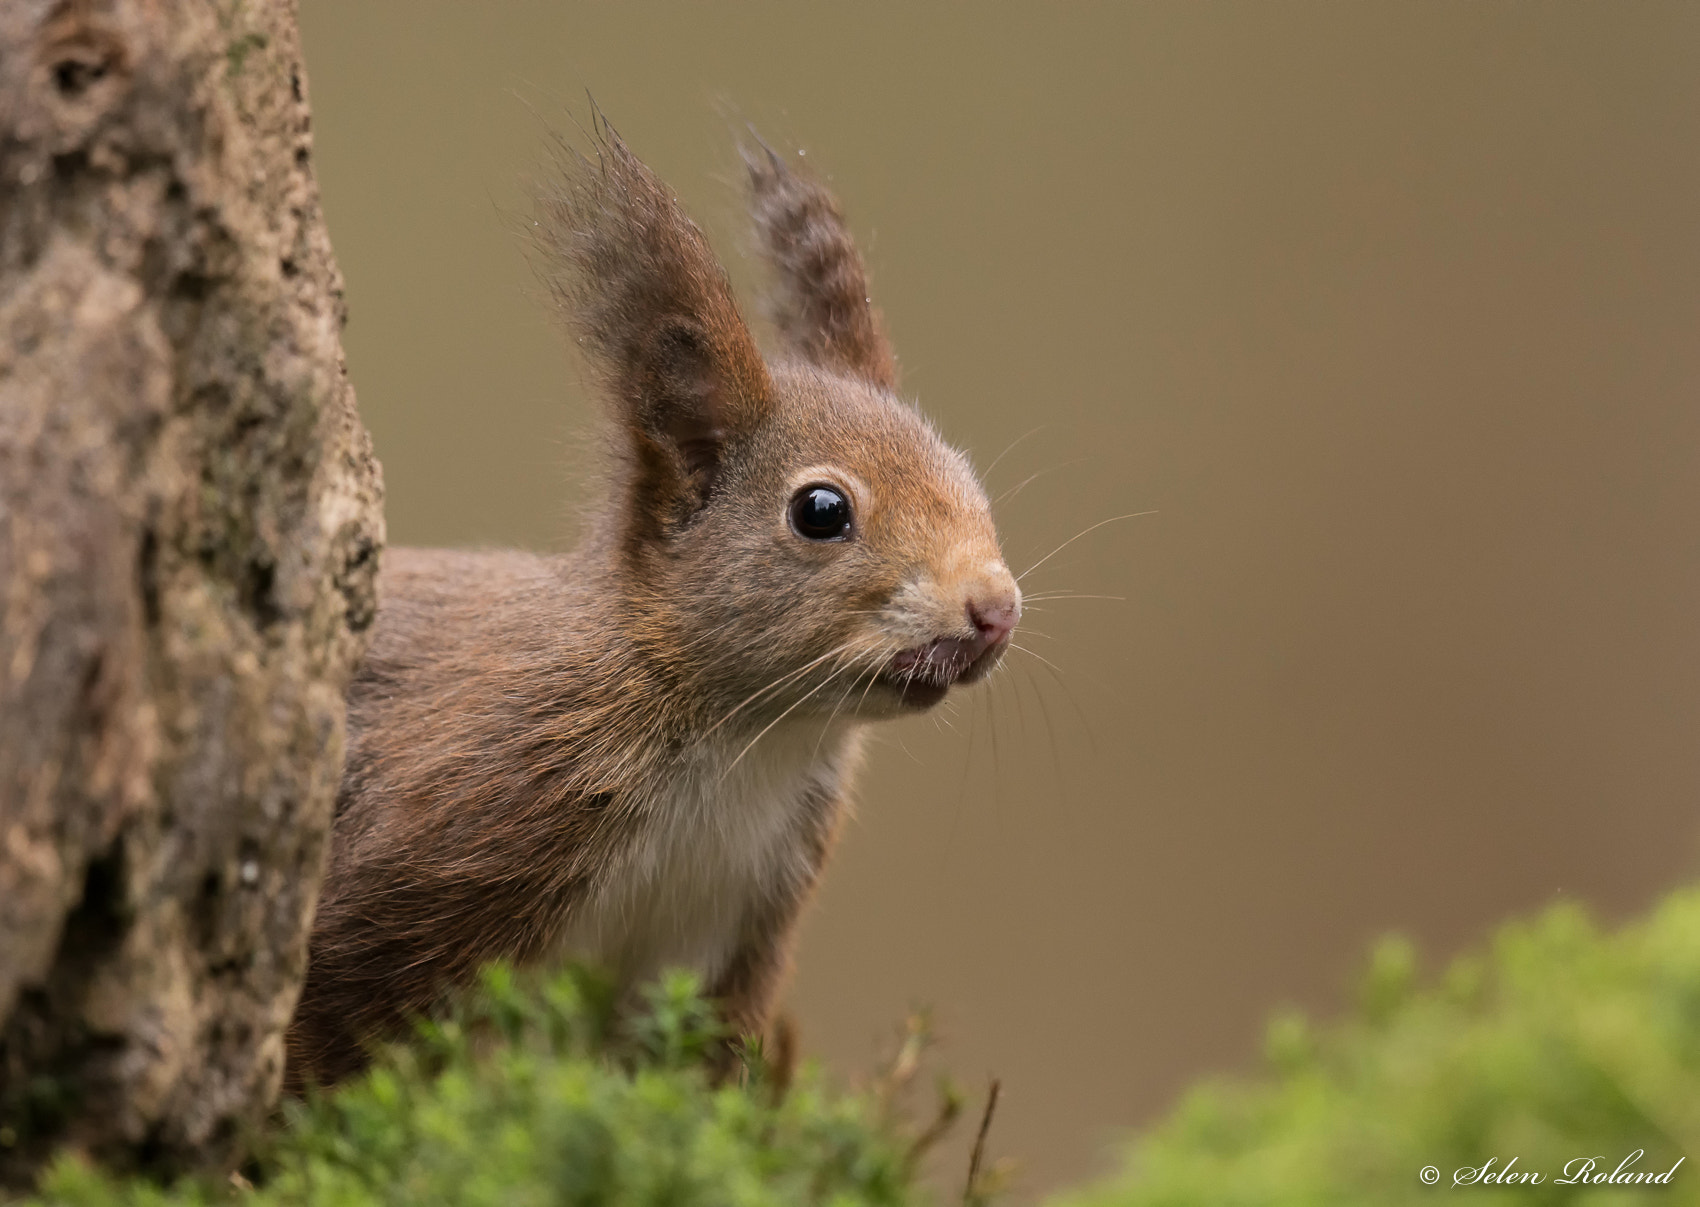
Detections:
[789, 485, 853, 542]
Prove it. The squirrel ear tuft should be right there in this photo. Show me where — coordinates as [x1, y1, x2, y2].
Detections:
[743, 134, 897, 391]
[531, 118, 772, 521]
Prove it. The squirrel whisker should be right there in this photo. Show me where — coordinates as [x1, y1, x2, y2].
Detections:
[1016, 511, 1158, 584]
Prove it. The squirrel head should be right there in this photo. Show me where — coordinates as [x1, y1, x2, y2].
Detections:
[532, 121, 1019, 725]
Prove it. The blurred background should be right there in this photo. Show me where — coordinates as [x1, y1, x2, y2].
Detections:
[296, 3, 1700, 1198]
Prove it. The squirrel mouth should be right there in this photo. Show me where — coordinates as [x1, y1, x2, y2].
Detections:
[882, 634, 1005, 709]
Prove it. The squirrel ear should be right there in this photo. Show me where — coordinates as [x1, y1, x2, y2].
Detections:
[532, 119, 772, 521]
[743, 136, 897, 391]
[629, 316, 749, 504]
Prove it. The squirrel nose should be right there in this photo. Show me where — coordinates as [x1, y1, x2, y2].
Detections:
[967, 594, 1019, 652]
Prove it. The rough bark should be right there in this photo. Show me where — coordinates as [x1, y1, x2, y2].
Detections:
[0, 0, 382, 1184]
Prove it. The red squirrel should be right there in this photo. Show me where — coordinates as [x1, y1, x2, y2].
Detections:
[286, 122, 1021, 1087]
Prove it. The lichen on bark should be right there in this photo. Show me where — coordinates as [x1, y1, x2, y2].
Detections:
[0, 0, 382, 1184]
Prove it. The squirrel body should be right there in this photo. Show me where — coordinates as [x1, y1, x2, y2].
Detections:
[545, 705, 862, 990]
[287, 129, 1019, 1088]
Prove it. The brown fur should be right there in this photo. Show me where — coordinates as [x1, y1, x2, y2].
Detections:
[286, 121, 1019, 1089]
[744, 138, 898, 391]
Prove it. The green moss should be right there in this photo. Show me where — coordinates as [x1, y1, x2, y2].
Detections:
[1055, 889, 1700, 1207]
[27, 968, 931, 1207]
[224, 33, 268, 79]
[34, 884, 1700, 1205]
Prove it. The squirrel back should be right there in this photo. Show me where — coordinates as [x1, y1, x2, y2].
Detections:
[287, 123, 1020, 1088]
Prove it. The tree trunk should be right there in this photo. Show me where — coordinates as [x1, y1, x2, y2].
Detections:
[0, 0, 381, 1184]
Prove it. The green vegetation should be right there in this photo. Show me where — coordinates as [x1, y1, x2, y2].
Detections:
[27, 968, 950, 1207]
[1058, 888, 1700, 1206]
[26, 888, 1700, 1205]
